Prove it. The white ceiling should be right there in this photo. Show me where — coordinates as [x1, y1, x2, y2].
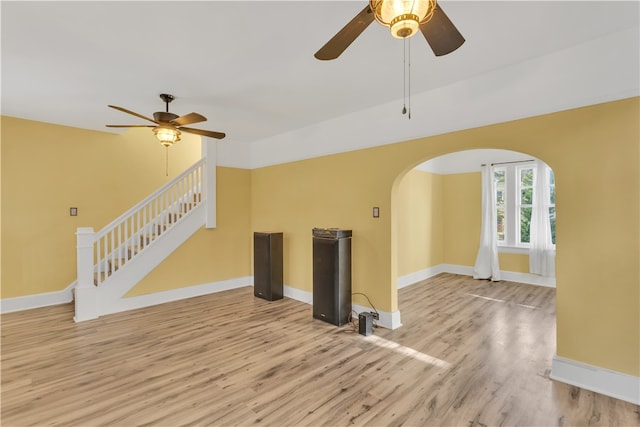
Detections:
[415, 149, 532, 174]
[2, 1, 639, 163]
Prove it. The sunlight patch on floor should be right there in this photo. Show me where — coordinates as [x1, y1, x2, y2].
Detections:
[464, 293, 505, 303]
[517, 303, 540, 310]
[363, 335, 451, 369]
[464, 293, 541, 310]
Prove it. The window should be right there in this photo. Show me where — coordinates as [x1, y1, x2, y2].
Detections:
[517, 166, 534, 245]
[494, 168, 506, 243]
[548, 168, 556, 245]
[494, 162, 555, 248]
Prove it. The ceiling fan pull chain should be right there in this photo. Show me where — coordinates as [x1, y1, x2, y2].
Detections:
[402, 38, 407, 115]
[408, 36, 412, 120]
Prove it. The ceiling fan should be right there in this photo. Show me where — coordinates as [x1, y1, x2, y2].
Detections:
[106, 93, 226, 147]
[314, 0, 465, 60]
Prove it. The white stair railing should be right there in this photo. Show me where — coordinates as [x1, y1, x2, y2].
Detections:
[84, 159, 204, 287]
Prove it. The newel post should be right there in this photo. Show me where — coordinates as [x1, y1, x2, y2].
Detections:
[74, 227, 99, 322]
[201, 138, 217, 229]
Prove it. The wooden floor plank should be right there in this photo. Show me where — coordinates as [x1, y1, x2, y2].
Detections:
[2, 274, 638, 426]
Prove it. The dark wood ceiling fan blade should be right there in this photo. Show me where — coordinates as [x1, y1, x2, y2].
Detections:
[314, 5, 374, 60]
[172, 112, 207, 126]
[419, 4, 465, 57]
[106, 124, 155, 128]
[108, 105, 158, 124]
[179, 127, 226, 140]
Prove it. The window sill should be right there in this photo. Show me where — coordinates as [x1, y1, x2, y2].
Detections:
[498, 245, 556, 255]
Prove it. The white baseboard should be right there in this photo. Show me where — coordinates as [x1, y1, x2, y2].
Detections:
[1, 281, 76, 314]
[500, 270, 556, 287]
[100, 276, 254, 316]
[398, 265, 446, 289]
[5, 277, 399, 330]
[550, 354, 640, 405]
[283, 285, 401, 330]
[0, 262, 554, 319]
[440, 264, 475, 276]
[283, 284, 313, 304]
[399, 264, 556, 288]
[352, 303, 402, 330]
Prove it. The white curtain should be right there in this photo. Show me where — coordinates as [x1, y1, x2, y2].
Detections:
[529, 160, 556, 277]
[473, 164, 501, 281]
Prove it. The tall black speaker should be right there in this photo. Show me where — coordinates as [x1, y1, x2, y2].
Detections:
[312, 228, 352, 326]
[253, 232, 283, 301]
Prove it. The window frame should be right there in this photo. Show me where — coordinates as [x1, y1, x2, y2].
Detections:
[494, 162, 555, 252]
[516, 165, 534, 247]
[548, 167, 556, 245]
[494, 167, 507, 244]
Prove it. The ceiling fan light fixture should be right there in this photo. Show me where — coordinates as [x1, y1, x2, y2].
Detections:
[390, 14, 419, 38]
[370, 0, 437, 39]
[153, 125, 181, 147]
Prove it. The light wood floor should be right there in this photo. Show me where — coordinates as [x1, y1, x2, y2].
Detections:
[2, 273, 638, 426]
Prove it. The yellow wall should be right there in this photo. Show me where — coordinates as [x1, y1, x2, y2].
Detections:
[442, 172, 481, 267]
[252, 98, 639, 376]
[2, 98, 638, 377]
[396, 169, 444, 276]
[499, 253, 530, 273]
[250, 151, 393, 310]
[0, 126, 3, 291]
[1, 116, 201, 297]
[126, 167, 252, 296]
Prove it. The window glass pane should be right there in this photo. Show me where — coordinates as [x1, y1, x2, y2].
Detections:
[520, 168, 534, 187]
[520, 207, 532, 244]
[521, 188, 533, 205]
[549, 168, 556, 205]
[549, 207, 556, 245]
[548, 168, 556, 245]
[497, 206, 505, 242]
[494, 168, 506, 243]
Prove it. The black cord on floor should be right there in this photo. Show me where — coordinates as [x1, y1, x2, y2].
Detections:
[352, 292, 379, 327]
[349, 310, 359, 333]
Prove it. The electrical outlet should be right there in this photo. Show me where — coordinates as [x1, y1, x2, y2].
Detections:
[370, 311, 379, 320]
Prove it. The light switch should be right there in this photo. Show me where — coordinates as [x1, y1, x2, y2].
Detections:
[373, 207, 380, 218]
[70, 207, 78, 216]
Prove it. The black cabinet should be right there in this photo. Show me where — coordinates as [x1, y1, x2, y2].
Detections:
[312, 228, 352, 326]
[253, 232, 283, 301]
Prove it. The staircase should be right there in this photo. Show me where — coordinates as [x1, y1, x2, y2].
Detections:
[92, 192, 201, 284]
[74, 157, 215, 322]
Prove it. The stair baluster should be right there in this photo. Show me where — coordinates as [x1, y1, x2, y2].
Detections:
[80, 159, 205, 287]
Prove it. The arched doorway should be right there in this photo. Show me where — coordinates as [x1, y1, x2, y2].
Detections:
[382, 148, 561, 423]
[393, 148, 557, 292]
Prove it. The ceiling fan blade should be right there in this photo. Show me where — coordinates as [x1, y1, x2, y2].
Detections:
[106, 124, 155, 128]
[179, 127, 226, 140]
[314, 5, 374, 60]
[108, 105, 158, 124]
[419, 4, 465, 57]
[172, 112, 207, 126]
